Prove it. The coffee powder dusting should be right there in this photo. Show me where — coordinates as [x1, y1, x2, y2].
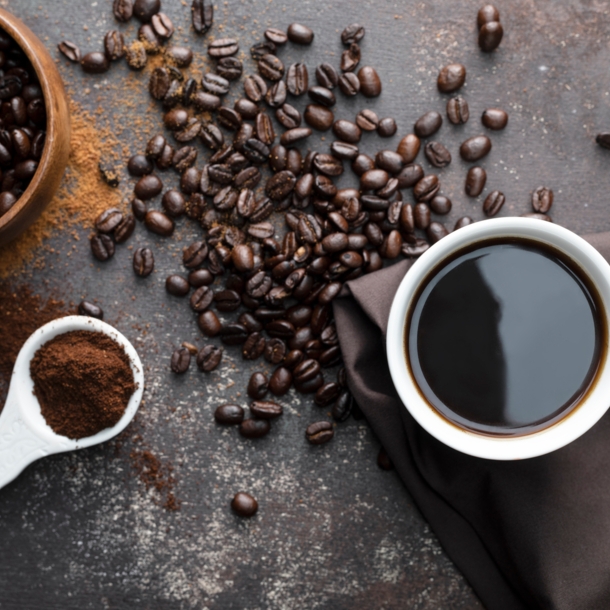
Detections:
[30, 330, 136, 439]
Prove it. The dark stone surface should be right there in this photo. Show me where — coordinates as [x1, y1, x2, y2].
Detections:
[2, 0, 610, 608]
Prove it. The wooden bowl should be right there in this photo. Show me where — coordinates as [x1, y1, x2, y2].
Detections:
[0, 8, 70, 246]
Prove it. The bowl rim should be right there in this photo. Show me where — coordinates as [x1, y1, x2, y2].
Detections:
[0, 8, 66, 232]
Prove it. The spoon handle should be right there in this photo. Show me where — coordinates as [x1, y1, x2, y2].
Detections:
[0, 400, 50, 490]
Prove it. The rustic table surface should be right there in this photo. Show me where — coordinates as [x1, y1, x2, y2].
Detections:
[1, 0, 609, 608]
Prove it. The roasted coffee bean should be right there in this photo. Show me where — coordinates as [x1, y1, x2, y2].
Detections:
[266, 319, 296, 339]
[454, 216, 474, 230]
[146, 134, 166, 160]
[144, 210, 174, 236]
[332, 389, 353, 422]
[183, 240, 209, 269]
[532, 186, 554, 213]
[191, 0, 213, 33]
[125, 41, 147, 69]
[483, 190, 505, 216]
[128, 154, 153, 177]
[258, 53, 284, 81]
[113, 0, 133, 22]
[251, 40, 276, 60]
[355, 109, 378, 132]
[280, 127, 312, 146]
[332, 119, 361, 143]
[246, 270, 273, 297]
[219, 323, 248, 345]
[308, 86, 336, 108]
[114, 214, 136, 243]
[243, 138, 270, 164]
[77, 300, 104, 320]
[250, 399, 284, 419]
[357, 66, 381, 97]
[58, 40, 81, 62]
[414, 203, 431, 229]
[293, 359, 321, 386]
[173, 146, 198, 173]
[159, 188, 185, 218]
[377, 117, 397, 138]
[247, 371, 269, 399]
[164, 108, 188, 131]
[239, 418, 270, 439]
[482, 108, 508, 130]
[287, 23, 314, 45]
[479, 21, 503, 52]
[314, 382, 341, 407]
[287, 62, 309, 96]
[399, 202, 415, 233]
[165, 45, 193, 68]
[190, 286, 213, 312]
[188, 269, 214, 288]
[230, 243, 254, 272]
[447, 96, 469, 124]
[437, 63, 466, 93]
[430, 195, 452, 215]
[341, 23, 365, 45]
[244, 74, 267, 102]
[330, 142, 358, 161]
[266, 170, 296, 200]
[131, 197, 147, 221]
[414, 111, 442, 138]
[95, 208, 123, 234]
[197, 311, 222, 337]
[208, 37, 238, 58]
[375, 150, 404, 174]
[465, 166, 486, 197]
[268, 367, 292, 396]
[214, 289, 241, 312]
[202, 73, 230, 96]
[380, 230, 402, 259]
[402, 239, 430, 258]
[395, 138, 420, 168]
[133, 0, 160, 22]
[81, 52, 109, 74]
[217, 107, 242, 131]
[104, 30, 125, 61]
[427, 221, 449, 243]
[341, 43, 361, 72]
[338, 71, 360, 96]
[216, 57, 242, 82]
[214, 404, 244, 425]
[138, 24, 161, 51]
[241, 330, 265, 359]
[265, 80, 287, 108]
[165, 274, 190, 297]
[304, 104, 334, 131]
[200, 123, 224, 150]
[196, 343, 222, 370]
[460, 135, 492, 161]
[276, 103, 302, 129]
[171, 347, 191, 374]
[234, 98, 259, 121]
[360, 169, 389, 190]
[315, 63, 338, 89]
[424, 141, 451, 167]
[478, 4, 500, 27]
[181, 167, 202, 194]
[191, 91, 221, 112]
[90, 233, 115, 261]
[264, 337, 287, 364]
[98, 157, 119, 186]
[133, 247, 154, 277]
[306, 421, 334, 445]
[265, 27, 287, 45]
[596, 133, 610, 150]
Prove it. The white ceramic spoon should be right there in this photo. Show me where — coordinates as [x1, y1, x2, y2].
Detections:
[0, 315, 144, 490]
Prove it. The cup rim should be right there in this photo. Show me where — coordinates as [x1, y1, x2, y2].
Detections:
[386, 218, 610, 460]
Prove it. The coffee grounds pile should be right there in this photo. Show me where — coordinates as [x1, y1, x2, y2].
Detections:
[0, 283, 67, 405]
[30, 330, 136, 439]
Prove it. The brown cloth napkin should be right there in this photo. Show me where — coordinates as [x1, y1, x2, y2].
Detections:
[333, 233, 610, 610]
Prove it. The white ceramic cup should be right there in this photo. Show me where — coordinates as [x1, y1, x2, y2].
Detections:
[386, 217, 610, 460]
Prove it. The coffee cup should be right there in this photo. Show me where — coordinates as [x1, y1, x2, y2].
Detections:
[386, 217, 610, 460]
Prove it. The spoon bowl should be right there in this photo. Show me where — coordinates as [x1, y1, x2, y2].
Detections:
[0, 316, 144, 490]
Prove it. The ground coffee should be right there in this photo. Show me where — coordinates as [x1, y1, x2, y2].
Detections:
[30, 330, 136, 439]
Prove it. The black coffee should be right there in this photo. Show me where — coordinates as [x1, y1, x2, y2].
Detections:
[407, 239, 605, 436]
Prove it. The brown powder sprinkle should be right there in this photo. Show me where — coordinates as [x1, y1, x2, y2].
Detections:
[30, 330, 136, 439]
[0, 283, 67, 405]
[130, 449, 181, 511]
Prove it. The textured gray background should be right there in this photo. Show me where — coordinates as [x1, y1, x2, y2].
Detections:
[2, 0, 610, 608]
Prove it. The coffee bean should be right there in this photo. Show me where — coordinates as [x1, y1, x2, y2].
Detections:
[414, 203, 431, 229]
[341, 23, 365, 45]
[219, 323, 248, 345]
[333, 119, 361, 143]
[427, 221, 449, 243]
[305, 421, 334, 445]
[114, 214, 136, 244]
[275, 103, 301, 129]
[402, 239, 430, 258]
[81, 52, 109, 74]
[424, 142, 451, 167]
[244, 74, 267, 102]
[90, 233, 115, 262]
[265, 28, 287, 45]
[479, 21, 503, 52]
[447, 96, 469, 124]
[304, 104, 334, 131]
[454, 216, 474, 230]
[397, 134, 421, 163]
[190, 286, 213, 312]
[429, 195, 452, 215]
[308, 86, 336, 107]
[144, 210, 174, 237]
[375, 150, 404, 174]
[133, 0, 160, 22]
[287, 23, 314, 45]
[95, 208, 123, 234]
[258, 53, 285, 81]
[215, 289, 241, 312]
[483, 190, 505, 216]
[247, 372, 269, 399]
[332, 389, 353, 422]
[264, 338, 287, 364]
[280, 127, 312, 146]
[214, 404, 244, 425]
[357, 66, 381, 97]
[316, 63, 338, 89]
[250, 399, 284, 418]
[191, 0, 213, 34]
[78, 300, 104, 319]
[165, 275, 190, 297]
[251, 40, 276, 60]
[125, 41, 147, 69]
[314, 382, 341, 407]
[113, 0, 133, 22]
[377, 117, 397, 138]
[197, 310, 222, 338]
[477, 4, 500, 28]
[202, 73, 230, 96]
[266, 80, 287, 108]
[414, 111, 442, 138]
[133, 247, 154, 277]
[437, 63, 466, 93]
[532, 186, 553, 213]
[356, 109, 379, 131]
[341, 43, 361, 72]
[460, 135, 492, 161]
[465, 166, 487, 197]
[208, 37, 239, 58]
[58, 40, 81, 62]
[127, 154, 153, 177]
[596, 133, 610, 150]
[165, 45, 193, 68]
[338, 72, 360, 96]
[196, 344, 223, 370]
[239, 418, 270, 439]
[171, 347, 191, 374]
[482, 108, 508, 130]
[135, 174, 163, 200]
[361, 169, 389, 190]
[286, 62, 309, 96]
[218, 107, 242, 131]
[242, 331, 266, 360]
